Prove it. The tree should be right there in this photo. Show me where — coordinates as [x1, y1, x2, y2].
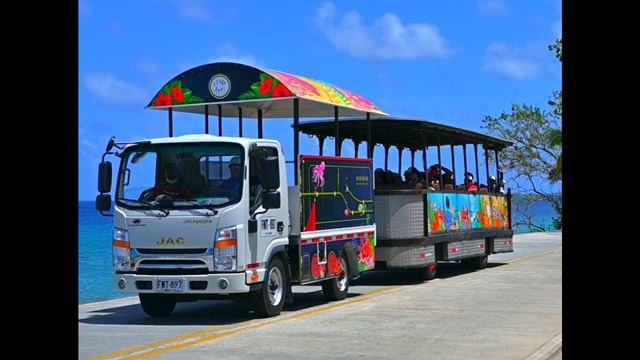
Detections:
[483, 38, 562, 231]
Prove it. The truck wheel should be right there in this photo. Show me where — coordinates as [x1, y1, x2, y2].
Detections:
[139, 294, 176, 317]
[321, 256, 349, 301]
[469, 255, 488, 269]
[415, 263, 437, 281]
[251, 257, 286, 317]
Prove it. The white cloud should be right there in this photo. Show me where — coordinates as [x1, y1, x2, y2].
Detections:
[85, 73, 148, 105]
[477, 0, 509, 16]
[209, 42, 265, 68]
[172, 0, 213, 22]
[552, 20, 562, 38]
[484, 43, 540, 80]
[316, 2, 453, 60]
[136, 59, 159, 77]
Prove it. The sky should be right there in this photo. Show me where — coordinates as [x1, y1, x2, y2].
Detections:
[79, 0, 562, 200]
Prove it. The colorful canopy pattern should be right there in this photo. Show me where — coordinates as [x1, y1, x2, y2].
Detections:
[146, 62, 386, 117]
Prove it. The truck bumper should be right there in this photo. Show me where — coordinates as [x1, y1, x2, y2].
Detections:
[113, 272, 252, 294]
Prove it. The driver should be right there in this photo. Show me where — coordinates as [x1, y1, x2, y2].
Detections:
[152, 162, 193, 199]
[218, 156, 242, 196]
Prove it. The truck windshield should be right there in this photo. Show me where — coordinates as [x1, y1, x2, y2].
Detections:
[116, 142, 245, 209]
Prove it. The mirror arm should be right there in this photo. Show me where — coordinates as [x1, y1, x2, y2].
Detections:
[99, 210, 114, 217]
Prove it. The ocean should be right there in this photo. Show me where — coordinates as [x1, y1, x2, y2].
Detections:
[78, 199, 557, 304]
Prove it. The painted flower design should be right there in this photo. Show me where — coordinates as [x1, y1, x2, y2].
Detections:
[312, 161, 325, 189]
[239, 73, 294, 100]
[151, 80, 203, 106]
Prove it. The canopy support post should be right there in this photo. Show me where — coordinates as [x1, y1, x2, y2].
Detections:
[463, 144, 468, 190]
[411, 149, 415, 168]
[366, 112, 372, 159]
[168, 107, 173, 137]
[495, 149, 500, 190]
[238, 107, 243, 137]
[293, 98, 300, 185]
[354, 140, 360, 158]
[205, 105, 209, 134]
[218, 105, 222, 136]
[437, 137, 443, 186]
[257, 108, 263, 138]
[422, 145, 427, 172]
[319, 136, 325, 156]
[474, 144, 480, 187]
[450, 144, 456, 186]
[398, 147, 403, 175]
[485, 146, 490, 189]
[384, 145, 390, 171]
[334, 106, 340, 156]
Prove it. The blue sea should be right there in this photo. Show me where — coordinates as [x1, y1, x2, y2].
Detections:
[78, 199, 557, 304]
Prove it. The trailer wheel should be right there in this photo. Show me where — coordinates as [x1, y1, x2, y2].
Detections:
[139, 294, 176, 317]
[251, 257, 286, 317]
[415, 263, 437, 281]
[469, 255, 488, 269]
[321, 256, 349, 301]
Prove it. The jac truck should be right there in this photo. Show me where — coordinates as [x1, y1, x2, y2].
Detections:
[96, 62, 383, 317]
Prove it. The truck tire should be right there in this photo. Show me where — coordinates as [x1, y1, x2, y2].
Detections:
[139, 294, 176, 317]
[415, 263, 437, 281]
[321, 256, 349, 301]
[251, 257, 286, 317]
[469, 255, 488, 269]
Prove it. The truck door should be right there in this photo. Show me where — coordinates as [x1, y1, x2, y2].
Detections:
[247, 145, 289, 267]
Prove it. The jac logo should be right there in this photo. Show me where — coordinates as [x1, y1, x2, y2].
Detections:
[157, 237, 185, 245]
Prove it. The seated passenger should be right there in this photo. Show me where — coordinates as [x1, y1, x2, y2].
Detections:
[152, 162, 194, 199]
[178, 152, 208, 197]
[428, 179, 440, 190]
[404, 167, 425, 190]
[464, 172, 479, 192]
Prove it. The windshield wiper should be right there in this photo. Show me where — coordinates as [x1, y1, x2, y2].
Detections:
[179, 200, 219, 215]
[118, 198, 170, 216]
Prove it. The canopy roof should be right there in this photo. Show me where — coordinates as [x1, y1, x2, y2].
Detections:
[146, 62, 386, 118]
[299, 117, 513, 151]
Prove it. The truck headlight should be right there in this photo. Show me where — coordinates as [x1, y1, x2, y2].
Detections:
[113, 227, 131, 272]
[214, 226, 237, 271]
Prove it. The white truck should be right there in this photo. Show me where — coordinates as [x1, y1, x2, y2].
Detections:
[96, 62, 383, 317]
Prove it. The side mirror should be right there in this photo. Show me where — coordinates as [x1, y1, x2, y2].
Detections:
[260, 156, 280, 190]
[98, 161, 112, 193]
[262, 191, 280, 209]
[96, 193, 112, 212]
[106, 136, 116, 152]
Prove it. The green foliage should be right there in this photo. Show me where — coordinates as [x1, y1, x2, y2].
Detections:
[548, 38, 562, 62]
[483, 38, 562, 231]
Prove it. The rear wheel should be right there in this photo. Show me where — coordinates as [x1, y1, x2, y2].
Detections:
[468, 255, 488, 269]
[415, 263, 437, 281]
[139, 294, 176, 317]
[322, 256, 349, 301]
[251, 257, 286, 317]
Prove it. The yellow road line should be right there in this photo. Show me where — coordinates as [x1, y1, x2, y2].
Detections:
[505, 248, 560, 264]
[91, 247, 559, 359]
[91, 285, 401, 360]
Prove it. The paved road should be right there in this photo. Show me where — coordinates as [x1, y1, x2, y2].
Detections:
[79, 231, 562, 360]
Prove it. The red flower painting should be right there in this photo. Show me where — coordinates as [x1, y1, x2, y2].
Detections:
[171, 86, 184, 103]
[154, 93, 173, 106]
[259, 77, 273, 95]
[272, 84, 293, 97]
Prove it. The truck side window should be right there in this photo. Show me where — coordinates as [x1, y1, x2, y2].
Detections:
[249, 146, 278, 214]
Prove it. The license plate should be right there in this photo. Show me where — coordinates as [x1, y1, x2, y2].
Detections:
[154, 278, 185, 293]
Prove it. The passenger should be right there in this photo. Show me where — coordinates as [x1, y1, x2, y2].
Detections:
[219, 156, 243, 197]
[428, 179, 440, 190]
[464, 172, 478, 192]
[178, 152, 208, 197]
[404, 167, 424, 190]
[488, 176, 497, 193]
[496, 167, 506, 194]
[152, 162, 193, 199]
